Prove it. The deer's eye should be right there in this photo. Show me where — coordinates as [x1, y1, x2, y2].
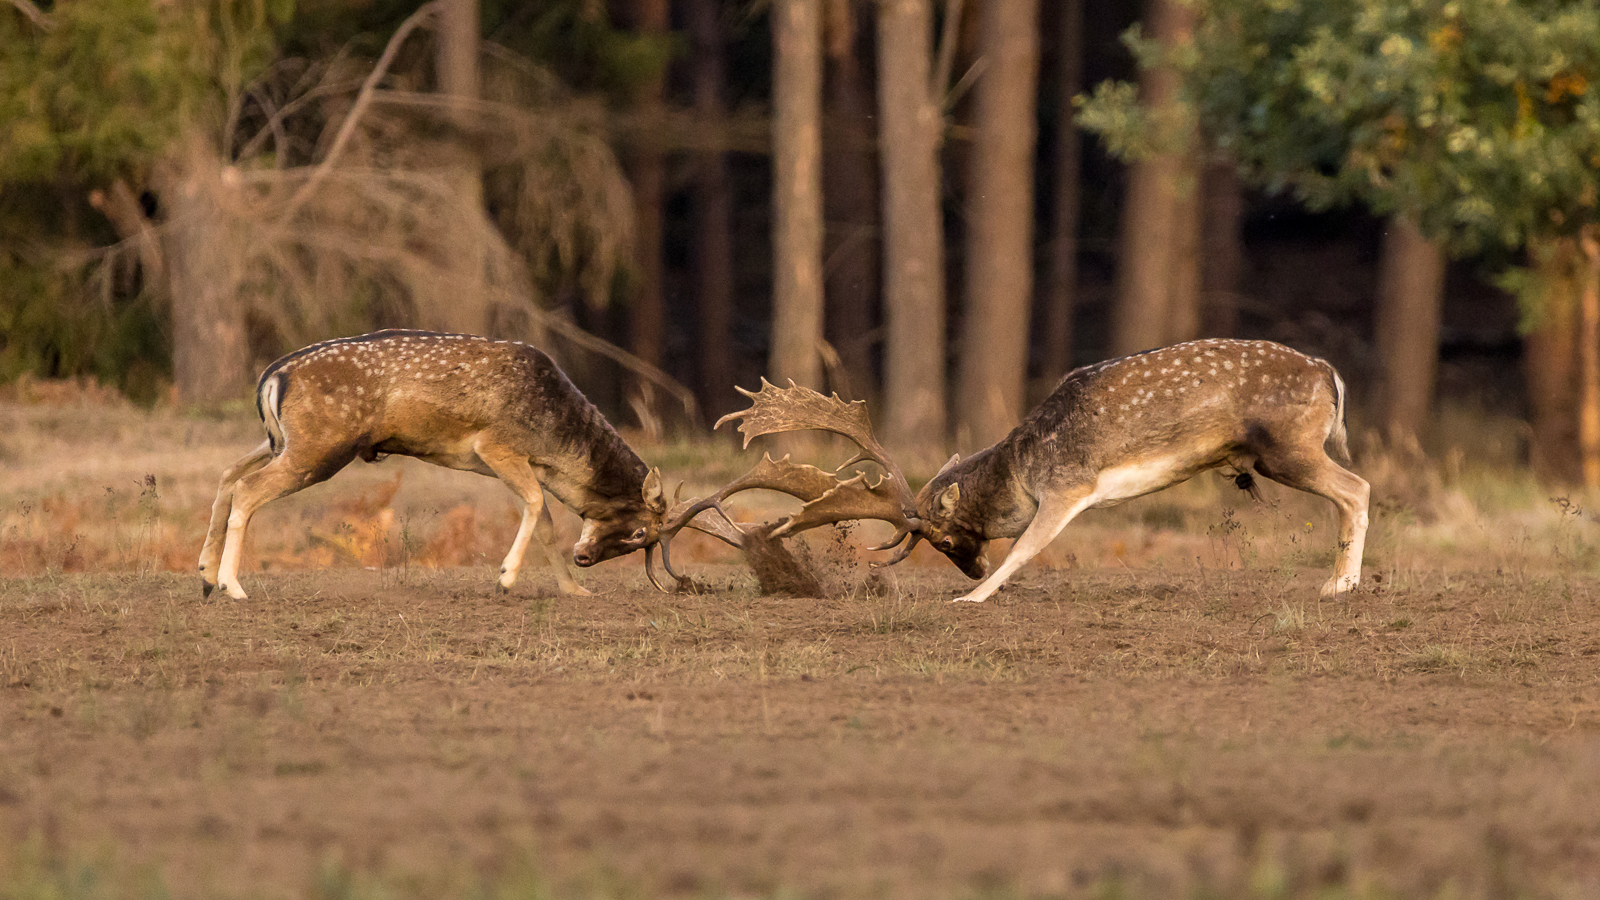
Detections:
[630, 528, 648, 543]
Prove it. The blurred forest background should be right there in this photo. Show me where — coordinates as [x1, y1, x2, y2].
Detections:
[3, 0, 1599, 483]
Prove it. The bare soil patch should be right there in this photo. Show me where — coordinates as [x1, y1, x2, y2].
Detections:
[3, 563, 1600, 899]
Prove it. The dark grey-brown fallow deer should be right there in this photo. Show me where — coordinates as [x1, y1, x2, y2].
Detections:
[686, 339, 1370, 603]
[200, 330, 714, 600]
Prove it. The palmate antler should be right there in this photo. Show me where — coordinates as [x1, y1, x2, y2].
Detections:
[643, 453, 837, 592]
[645, 381, 926, 592]
[719, 380, 922, 548]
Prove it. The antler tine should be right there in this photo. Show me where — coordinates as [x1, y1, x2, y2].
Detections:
[644, 544, 670, 592]
[659, 451, 914, 557]
[868, 533, 923, 568]
[866, 524, 914, 553]
[766, 472, 911, 539]
[658, 453, 842, 539]
[714, 379, 919, 520]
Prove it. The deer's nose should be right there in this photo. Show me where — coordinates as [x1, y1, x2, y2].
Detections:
[574, 549, 596, 567]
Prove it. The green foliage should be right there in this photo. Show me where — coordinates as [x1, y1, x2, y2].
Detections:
[1075, 80, 1156, 160]
[1080, 0, 1600, 255]
[0, 0, 287, 397]
[0, 0, 291, 185]
[0, 253, 170, 403]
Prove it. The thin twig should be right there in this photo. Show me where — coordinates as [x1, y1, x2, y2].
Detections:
[931, 0, 964, 106]
[237, 78, 366, 162]
[281, 0, 440, 221]
[6, 0, 52, 31]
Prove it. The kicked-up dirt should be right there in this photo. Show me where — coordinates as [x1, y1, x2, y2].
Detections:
[3, 560, 1600, 899]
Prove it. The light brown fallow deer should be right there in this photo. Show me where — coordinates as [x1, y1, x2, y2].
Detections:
[686, 339, 1369, 603]
[200, 330, 716, 600]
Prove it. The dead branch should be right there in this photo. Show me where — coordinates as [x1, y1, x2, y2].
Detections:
[283, 0, 440, 219]
[6, 0, 51, 31]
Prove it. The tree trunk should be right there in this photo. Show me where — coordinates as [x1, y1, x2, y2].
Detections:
[160, 145, 252, 407]
[822, 0, 879, 402]
[1199, 160, 1245, 337]
[1109, 0, 1195, 357]
[956, 0, 1040, 449]
[436, 0, 479, 114]
[1581, 227, 1600, 487]
[688, 0, 737, 422]
[1165, 156, 1203, 344]
[1523, 247, 1580, 484]
[435, 0, 490, 336]
[1374, 215, 1446, 441]
[1040, 0, 1084, 383]
[876, 0, 946, 452]
[624, 0, 669, 383]
[771, 0, 826, 395]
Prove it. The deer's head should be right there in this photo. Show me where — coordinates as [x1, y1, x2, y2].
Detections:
[569, 467, 746, 593]
[572, 468, 669, 567]
[914, 468, 990, 580]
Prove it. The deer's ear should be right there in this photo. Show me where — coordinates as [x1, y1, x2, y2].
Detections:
[935, 453, 961, 478]
[935, 483, 961, 517]
[642, 467, 667, 515]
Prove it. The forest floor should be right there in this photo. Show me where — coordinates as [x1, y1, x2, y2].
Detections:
[3, 389, 1600, 899]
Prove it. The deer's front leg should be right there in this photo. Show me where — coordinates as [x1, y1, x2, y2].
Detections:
[479, 445, 591, 596]
[952, 489, 1095, 604]
[500, 486, 591, 596]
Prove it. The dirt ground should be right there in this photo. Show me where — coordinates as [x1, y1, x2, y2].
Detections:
[4, 559, 1600, 900]
[4, 395, 1600, 898]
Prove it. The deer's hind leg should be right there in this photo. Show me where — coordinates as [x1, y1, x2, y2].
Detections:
[200, 440, 274, 598]
[477, 446, 590, 596]
[1254, 445, 1370, 597]
[216, 448, 353, 601]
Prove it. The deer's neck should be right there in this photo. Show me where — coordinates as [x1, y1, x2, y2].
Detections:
[538, 437, 648, 520]
[995, 372, 1102, 482]
[523, 359, 650, 520]
[944, 444, 1038, 539]
[956, 382, 1104, 537]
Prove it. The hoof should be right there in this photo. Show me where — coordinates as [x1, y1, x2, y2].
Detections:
[1319, 574, 1360, 598]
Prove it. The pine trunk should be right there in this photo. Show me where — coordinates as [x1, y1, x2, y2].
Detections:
[1524, 280, 1580, 485]
[1374, 215, 1446, 440]
[625, 0, 669, 376]
[1040, 0, 1084, 382]
[1199, 161, 1245, 337]
[955, 0, 1040, 449]
[771, 0, 826, 395]
[1581, 227, 1600, 487]
[435, 0, 490, 336]
[1164, 155, 1203, 345]
[1109, 0, 1194, 357]
[688, 0, 737, 422]
[822, 0, 879, 402]
[162, 145, 252, 406]
[876, 0, 946, 452]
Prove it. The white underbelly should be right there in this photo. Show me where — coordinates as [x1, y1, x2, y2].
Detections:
[1089, 455, 1202, 508]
